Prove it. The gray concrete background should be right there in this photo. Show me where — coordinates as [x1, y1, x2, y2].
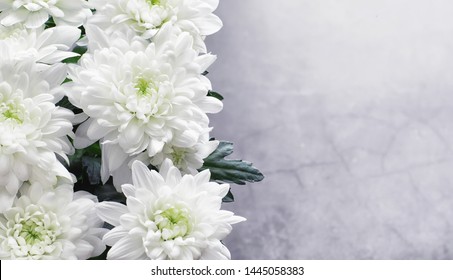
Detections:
[206, 0, 453, 259]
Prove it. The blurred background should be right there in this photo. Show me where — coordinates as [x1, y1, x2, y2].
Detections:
[206, 0, 453, 259]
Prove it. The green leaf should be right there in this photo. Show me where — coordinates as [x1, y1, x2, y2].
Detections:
[89, 247, 110, 260]
[82, 156, 101, 185]
[94, 183, 126, 204]
[63, 45, 87, 64]
[207, 90, 224, 101]
[83, 141, 102, 157]
[68, 142, 102, 187]
[68, 142, 101, 163]
[200, 141, 264, 185]
[222, 189, 234, 203]
[44, 17, 56, 29]
[56, 96, 81, 113]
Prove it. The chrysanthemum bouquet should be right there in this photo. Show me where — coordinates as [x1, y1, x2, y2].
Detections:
[0, 0, 263, 260]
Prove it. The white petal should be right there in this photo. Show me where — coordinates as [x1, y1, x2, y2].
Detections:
[0, 154, 11, 175]
[107, 236, 146, 260]
[173, 130, 199, 148]
[194, 169, 211, 185]
[126, 196, 145, 214]
[0, 190, 16, 213]
[200, 241, 231, 260]
[198, 140, 219, 158]
[84, 234, 107, 258]
[195, 54, 217, 72]
[73, 113, 89, 125]
[121, 184, 136, 198]
[96, 201, 128, 227]
[48, 6, 64, 18]
[87, 119, 115, 141]
[13, 160, 30, 181]
[131, 161, 164, 192]
[111, 161, 133, 189]
[0, 9, 29, 26]
[204, 0, 219, 9]
[119, 213, 140, 229]
[23, 3, 42, 11]
[5, 173, 20, 196]
[103, 226, 128, 246]
[102, 143, 128, 177]
[74, 119, 98, 149]
[41, 63, 68, 88]
[119, 120, 145, 154]
[85, 24, 111, 51]
[192, 14, 223, 35]
[0, 1, 11, 9]
[198, 96, 223, 114]
[24, 10, 49, 28]
[73, 240, 95, 260]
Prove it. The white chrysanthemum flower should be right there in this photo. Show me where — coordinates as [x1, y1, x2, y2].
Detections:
[96, 160, 244, 260]
[150, 137, 219, 175]
[88, 0, 222, 52]
[66, 25, 222, 186]
[105, 138, 219, 190]
[0, 24, 81, 69]
[0, 182, 107, 259]
[0, 61, 74, 212]
[0, 0, 92, 28]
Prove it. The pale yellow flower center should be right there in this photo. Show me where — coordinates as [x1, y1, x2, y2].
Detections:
[126, 74, 172, 122]
[154, 205, 193, 240]
[20, 218, 53, 244]
[146, 0, 161, 5]
[0, 100, 27, 124]
[171, 147, 187, 168]
[134, 77, 157, 96]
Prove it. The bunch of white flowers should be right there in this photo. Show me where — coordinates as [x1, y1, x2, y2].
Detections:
[0, 0, 263, 260]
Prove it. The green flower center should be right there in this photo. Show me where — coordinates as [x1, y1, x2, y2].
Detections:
[135, 77, 157, 96]
[0, 101, 26, 124]
[154, 205, 193, 241]
[171, 148, 187, 168]
[21, 219, 46, 244]
[146, 0, 161, 5]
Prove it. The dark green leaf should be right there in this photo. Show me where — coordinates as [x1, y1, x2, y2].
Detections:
[200, 141, 264, 185]
[56, 96, 80, 112]
[94, 183, 126, 204]
[207, 90, 224, 101]
[68, 142, 101, 163]
[89, 246, 110, 260]
[68, 142, 102, 189]
[63, 45, 87, 64]
[222, 189, 234, 203]
[84, 141, 102, 157]
[44, 17, 55, 29]
[82, 156, 101, 185]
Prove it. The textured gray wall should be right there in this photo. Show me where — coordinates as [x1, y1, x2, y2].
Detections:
[205, 0, 453, 259]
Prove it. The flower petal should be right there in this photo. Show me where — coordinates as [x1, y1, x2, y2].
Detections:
[131, 161, 164, 192]
[0, 9, 28, 26]
[103, 226, 128, 246]
[107, 236, 146, 260]
[24, 10, 49, 28]
[96, 201, 128, 227]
